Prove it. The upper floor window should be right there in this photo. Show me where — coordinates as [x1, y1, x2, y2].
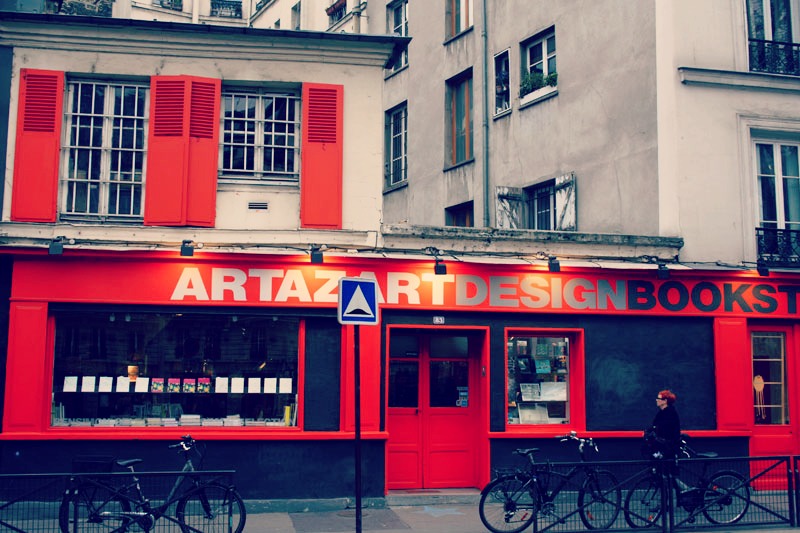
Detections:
[326, 0, 346, 25]
[526, 180, 554, 230]
[446, 0, 472, 39]
[445, 201, 473, 227]
[494, 50, 510, 114]
[388, 0, 409, 71]
[520, 28, 558, 100]
[210, 0, 242, 18]
[291, 1, 302, 30]
[494, 173, 576, 231]
[746, 0, 800, 75]
[61, 81, 148, 221]
[385, 102, 407, 188]
[220, 89, 301, 182]
[757, 141, 800, 229]
[446, 70, 473, 166]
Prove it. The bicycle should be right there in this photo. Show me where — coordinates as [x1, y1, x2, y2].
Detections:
[59, 435, 246, 532]
[479, 431, 622, 532]
[624, 433, 750, 528]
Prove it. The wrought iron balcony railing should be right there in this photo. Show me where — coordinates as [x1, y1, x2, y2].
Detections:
[156, 0, 182, 11]
[749, 38, 800, 76]
[211, 0, 242, 18]
[756, 227, 800, 267]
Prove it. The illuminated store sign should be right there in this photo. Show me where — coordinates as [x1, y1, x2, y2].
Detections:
[168, 267, 800, 316]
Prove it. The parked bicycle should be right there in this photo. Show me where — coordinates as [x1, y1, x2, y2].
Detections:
[624, 433, 750, 527]
[479, 431, 621, 532]
[59, 435, 246, 532]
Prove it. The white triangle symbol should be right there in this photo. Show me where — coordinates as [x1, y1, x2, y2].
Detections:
[344, 286, 374, 317]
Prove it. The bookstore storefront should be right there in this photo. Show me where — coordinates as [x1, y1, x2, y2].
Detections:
[1, 251, 799, 497]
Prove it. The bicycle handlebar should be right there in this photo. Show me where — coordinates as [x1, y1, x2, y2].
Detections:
[168, 434, 195, 452]
[556, 430, 599, 454]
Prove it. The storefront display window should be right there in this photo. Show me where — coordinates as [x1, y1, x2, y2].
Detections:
[51, 310, 300, 428]
[507, 334, 569, 425]
[752, 331, 789, 425]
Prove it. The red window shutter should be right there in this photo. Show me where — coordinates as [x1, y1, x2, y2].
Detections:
[144, 76, 188, 226]
[144, 75, 220, 227]
[301, 83, 343, 229]
[11, 69, 64, 223]
[186, 77, 221, 227]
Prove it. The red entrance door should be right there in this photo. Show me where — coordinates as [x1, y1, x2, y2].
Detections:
[386, 330, 481, 489]
[749, 326, 799, 489]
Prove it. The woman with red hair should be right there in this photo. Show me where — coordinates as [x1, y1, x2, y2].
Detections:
[649, 389, 681, 459]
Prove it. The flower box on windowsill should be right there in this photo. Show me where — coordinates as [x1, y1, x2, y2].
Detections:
[520, 84, 558, 108]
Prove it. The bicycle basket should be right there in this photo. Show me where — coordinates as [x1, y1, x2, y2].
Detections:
[72, 455, 115, 473]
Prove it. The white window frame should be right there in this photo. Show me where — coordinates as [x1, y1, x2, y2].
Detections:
[494, 50, 510, 115]
[750, 0, 800, 42]
[60, 80, 148, 222]
[388, 0, 408, 71]
[219, 88, 301, 183]
[755, 140, 800, 230]
[385, 103, 407, 188]
[524, 28, 556, 78]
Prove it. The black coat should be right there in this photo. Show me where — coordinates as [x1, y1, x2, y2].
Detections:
[651, 404, 681, 457]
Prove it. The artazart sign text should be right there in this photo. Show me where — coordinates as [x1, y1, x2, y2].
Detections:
[168, 267, 800, 316]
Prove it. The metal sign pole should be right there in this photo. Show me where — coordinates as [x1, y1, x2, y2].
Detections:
[354, 324, 362, 533]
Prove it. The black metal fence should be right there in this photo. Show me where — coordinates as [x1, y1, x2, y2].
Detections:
[482, 455, 800, 533]
[0, 469, 237, 533]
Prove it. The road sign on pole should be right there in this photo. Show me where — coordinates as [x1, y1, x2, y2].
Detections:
[337, 277, 380, 533]
[338, 277, 379, 326]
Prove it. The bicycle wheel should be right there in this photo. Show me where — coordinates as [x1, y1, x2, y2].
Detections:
[176, 482, 246, 533]
[58, 483, 132, 533]
[702, 470, 750, 525]
[578, 469, 621, 529]
[478, 474, 537, 533]
[624, 474, 663, 528]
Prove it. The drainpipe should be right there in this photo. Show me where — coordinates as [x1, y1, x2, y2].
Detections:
[481, 0, 490, 227]
[352, 1, 367, 34]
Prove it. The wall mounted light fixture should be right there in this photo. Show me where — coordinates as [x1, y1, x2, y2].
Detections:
[657, 263, 670, 280]
[48, 236, 65, 255]
[434, 258, 447, 275]
[310, 246, 324, 264]
[180, 240, 195, 257]
[757, 259, 770, 277]
[548, 256, 560, 272]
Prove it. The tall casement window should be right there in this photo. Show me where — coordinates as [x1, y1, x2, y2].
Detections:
[526, 180, 555, 230]
[61, 81, 148, 221]
[746, 0, 800, 75]
[520, 27, 558, 100]
[756, 141, 800, 230]
[385, 102, 407, 188]
[220, 89, 301, 182]
[446, 0, 472, 39]
[388, 0, 408, 71]
[446, 70, 473, 166]
[494, 50, 510, 114]
[507, 333, 574, 426]
[752, 331, 789, 425]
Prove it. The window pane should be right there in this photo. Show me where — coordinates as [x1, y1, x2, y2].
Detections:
[51, 311, 301, 428]
[429, 360, 468, 407]
[507, 335, 569, 425]
[753, 332, 788, 425]
[389, 360, 419, 408]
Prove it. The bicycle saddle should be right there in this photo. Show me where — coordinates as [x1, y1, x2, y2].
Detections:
[116, 458, 144, 468]
[513, 448, 540, 456]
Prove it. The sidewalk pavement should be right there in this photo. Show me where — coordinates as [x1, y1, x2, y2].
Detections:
[240, 490, 800, 533]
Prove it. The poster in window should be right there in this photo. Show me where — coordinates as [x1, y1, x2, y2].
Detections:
[63, 376, 78, 393]
[197, 378, 210, 393]
[151, 378, 164, 393]
[215, 376, 229, 394]
[182, 378, 196, 393]
[167, 378, 181, 393]
[518, 403, 547, 424]
[81, 376, 96, 392]
[519, 382, 541, 401]
[135, 377, 150, 393]
[540, 381, 567, 401]
[534, 358, 552, 374]
[517, 357, 532, 374]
